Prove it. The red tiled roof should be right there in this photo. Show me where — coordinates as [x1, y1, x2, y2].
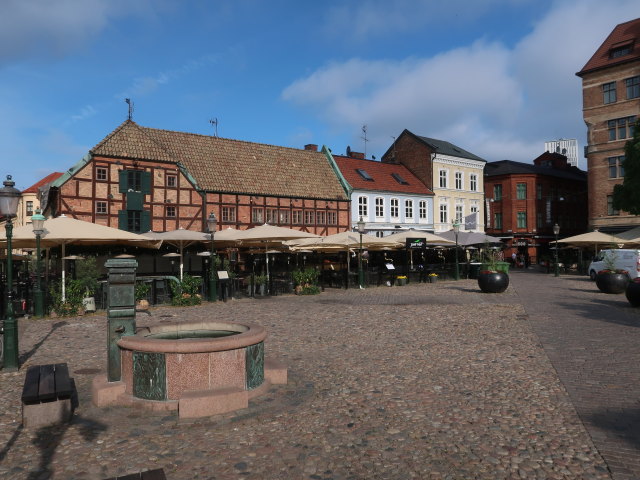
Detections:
[577, 18, 640, 76]
[91, 121, 348, 200]
[333, 155, 434, 195]
[22, 172, 64, 194]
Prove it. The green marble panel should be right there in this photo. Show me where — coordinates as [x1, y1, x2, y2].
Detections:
[133, 351, 166, 400]
[245, 342, 264, 390]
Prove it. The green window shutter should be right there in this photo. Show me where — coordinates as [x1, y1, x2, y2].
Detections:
[118, 210, 128, 231]
[127, 191, 143, 211]
[119, 170, 128, 193]
[141, 171, 151, 194]
[141, 210, 151, 233]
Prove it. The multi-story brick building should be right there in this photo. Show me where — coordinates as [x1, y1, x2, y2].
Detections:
[42, 120, 351, 236]
[381, 130, 486, 233]
[576, 18, 640, 232]
[484, 152, 588, 264]
[331, 150, 435, 236]
[17, 172, 63, 228]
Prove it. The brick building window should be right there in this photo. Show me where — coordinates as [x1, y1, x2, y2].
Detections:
[266, 208, 278, 224]
[128, 211, 141, 233]
[390, 198, 399, 218]
[603, 82, 617, 104]
[358, 196, 368, 217]
[626, 76, 640, 99]
[419, 200, 427, 220]
[536, 184, 543, 200]
[608, 116, 636, 141]
[279, 210, 290, 224]
[166, 175, 177, 187]
[493, 184, 502, 200]
[608, 156, 625, 178]
[96, 167, 108, 181]
[316, 211, 326, 225]
[607, 195, 620, 216]
[455, 172, 463, 189]
[516, 183, 526, 200]
[166, 206, 176, 218]
[26, 201, 34, 216]
[327, 211, 337, 225]
[375, 197, 384, 218]
[252, 208, 264, 223]
[537, 212, 543, 229]
[292, 210, 302, 225]
[222, 206, 236, 222]
[494, 213, 502, 229]
[96, 201, 107, 215]
[405, 200, 413, 220]
[439, 204, 448, 224]
[517, 211, 527, 229]
[304, 210, 315, 225]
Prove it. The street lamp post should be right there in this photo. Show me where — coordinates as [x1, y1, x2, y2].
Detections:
[0, 175, 22, 371]
[357, 216, 366, 288]
[453, 221, 460, 281]
[207, 212, 217, 302]
[31, 209, 46, 317]
[553, 223, 560, 277]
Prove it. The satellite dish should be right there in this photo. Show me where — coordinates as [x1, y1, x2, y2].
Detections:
[346, 145, 352, 156]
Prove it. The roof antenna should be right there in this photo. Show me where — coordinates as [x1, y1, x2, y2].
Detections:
[209, 118, 218, 137]
[361, 125, 368, 158]
[125, 98, 134, 120]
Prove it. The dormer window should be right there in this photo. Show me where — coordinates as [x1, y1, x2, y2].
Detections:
[610, 41, 633, 59]
[355, 168, 374, 181]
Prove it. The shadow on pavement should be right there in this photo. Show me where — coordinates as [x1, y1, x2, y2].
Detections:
[586, 407, 640, 450]
[19, 321, 68, 365]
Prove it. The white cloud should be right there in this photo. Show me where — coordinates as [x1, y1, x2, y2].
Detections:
[284, 0, 640, 163]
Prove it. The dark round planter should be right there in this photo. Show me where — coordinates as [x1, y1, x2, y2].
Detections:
[595, 272, 629, 294]
[477, 271, 509, 293]
[625, 280, 640, 306]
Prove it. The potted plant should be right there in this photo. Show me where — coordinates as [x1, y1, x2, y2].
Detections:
[253, 274, 268, 296]
[396, 275, 407, 286]
[595, 250, 629, 294]
[477, 245, 509, 293]
[292, 268, 320, 295]
[76, 257, 99, 312]
[428, 273, 438, 283]
[135, 281, 151, 310]
[625, 277, 640, 306]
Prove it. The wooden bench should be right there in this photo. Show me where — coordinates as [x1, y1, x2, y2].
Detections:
[104, 469, 167, 480]
[21, 363, 76, 428]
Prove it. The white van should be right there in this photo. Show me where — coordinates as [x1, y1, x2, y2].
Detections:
[588, 249, 640, 280]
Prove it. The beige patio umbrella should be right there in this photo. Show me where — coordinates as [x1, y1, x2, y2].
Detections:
[555, 230, 629, 253]
[615, 226, 640, 244]
[235, 224, 319, 287]
[0, 215, 161, 301]
[143, 228, 209, 280]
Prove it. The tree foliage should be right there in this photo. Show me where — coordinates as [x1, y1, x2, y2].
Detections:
[613, 121, 640, 214]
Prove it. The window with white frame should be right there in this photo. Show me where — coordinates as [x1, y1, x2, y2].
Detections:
[455, 203, 464, 223]
[252, 208, 264, 224]
[327, 211, 337, 225]
[439, 203, 448, 224]
[316, 210, 326, 225]
[455, 172, 463, 190]
[304, 210, 315, 225]
[470, 174, 477, 192]
[375, 197, 384, 218]
[96, 201, 107, 215]
[419, 200, 427, 221]
[390, 198, 399, 218]
[266, 208, 278, 224]
[439, 170, 447, 188]
[358, 196, 368, 217]
[279, 210, 290, 224]
[166, 206, 176, 218]
[222, 206, 236, 222]
[96, 167, 108, 181]
[405, 200, 413, 220]
[292, 210, 302, 224]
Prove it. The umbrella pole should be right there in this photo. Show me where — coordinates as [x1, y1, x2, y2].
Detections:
[180, 246, 184, 281]
[346, 249, 350, 289]
[62, 243, 66, 303]
[265, 243, 269, 295]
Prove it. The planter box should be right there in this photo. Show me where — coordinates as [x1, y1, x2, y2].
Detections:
[595, 272, 629, 294]
[478, 272, 509, 293]
[396, 278, 407, 286]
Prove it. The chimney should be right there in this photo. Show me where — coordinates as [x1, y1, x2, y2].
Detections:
[304, 144, 318, 152]
[351, 151, 365, 160]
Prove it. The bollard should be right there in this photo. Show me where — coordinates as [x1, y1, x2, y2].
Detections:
[105, 258, 137, 382]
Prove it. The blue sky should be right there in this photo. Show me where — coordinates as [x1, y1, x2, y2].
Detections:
[2, 0, 640, 190]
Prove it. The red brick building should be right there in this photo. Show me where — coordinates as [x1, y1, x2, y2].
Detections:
[576, 18, 640, 232]
[484, 152, 588, 264]
[43, 120, 350, 235]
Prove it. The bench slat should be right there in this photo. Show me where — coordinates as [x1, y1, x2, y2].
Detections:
[54, 363, 73, 398]
[21, 366, 41, 403]
[37, 364, 57, 402]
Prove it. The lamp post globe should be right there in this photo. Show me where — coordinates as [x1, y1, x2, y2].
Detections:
[553, 223, 560, 277]
[207, 212, 217, 302]
[453, 221, 460, 281]
[0, 175, 22, 371]
[356, 216, 366, 288]
[31, 210, 46, 317]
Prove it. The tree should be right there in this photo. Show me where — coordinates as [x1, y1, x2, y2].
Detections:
[613, 121, 640, 215]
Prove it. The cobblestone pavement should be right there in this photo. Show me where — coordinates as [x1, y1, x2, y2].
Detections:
[0, 273, 630, 479]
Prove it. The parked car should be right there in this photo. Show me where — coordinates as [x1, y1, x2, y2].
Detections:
[587, 249, 640, 280]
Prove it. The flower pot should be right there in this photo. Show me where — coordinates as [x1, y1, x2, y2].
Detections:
[595, 272, 629, 294]
[428, 276, 438, 284]
[136, 299, 150, 311]
[626, 280, 640, 306]
[477, 271, 509, 293]
[397, 278, 407, 286]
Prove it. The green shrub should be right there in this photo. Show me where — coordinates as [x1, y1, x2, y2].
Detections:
[50, 279, 85, 316]
[170, 274, 202, 306]
[292, 268, 319, 287]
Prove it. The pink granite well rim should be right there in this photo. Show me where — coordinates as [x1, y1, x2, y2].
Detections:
[117, 321, 266, 353]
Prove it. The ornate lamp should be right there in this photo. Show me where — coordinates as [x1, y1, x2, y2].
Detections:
[453, 221, 460, 281]
[31, 209, 46, 317]
[207, 212, 217, 302]
[357, 216, 366, 288]
[553, 223, 560, 277]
